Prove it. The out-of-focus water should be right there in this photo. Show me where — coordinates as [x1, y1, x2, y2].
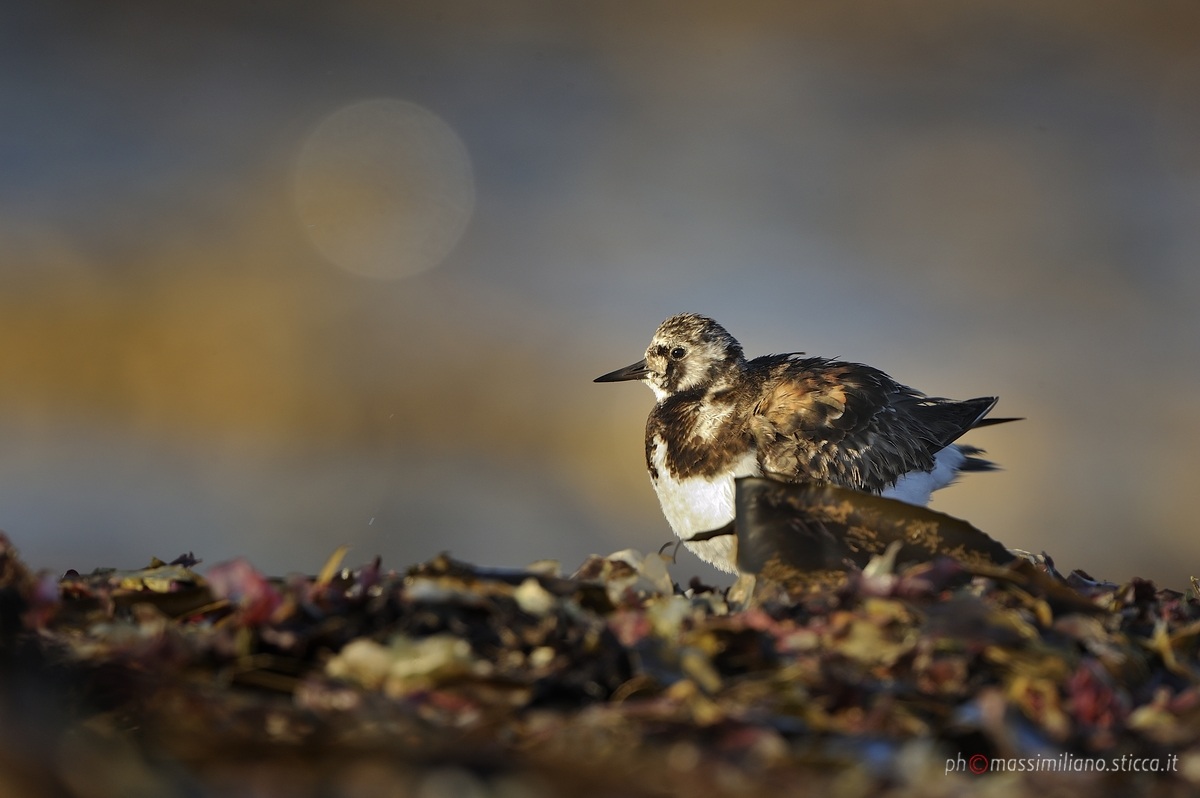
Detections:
[2, 1, 1198, 586]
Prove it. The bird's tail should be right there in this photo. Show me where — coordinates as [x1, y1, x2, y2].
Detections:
[956, 444, 999, 472]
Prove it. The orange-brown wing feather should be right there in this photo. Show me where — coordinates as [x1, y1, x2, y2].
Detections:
[747, 355, 954, 491]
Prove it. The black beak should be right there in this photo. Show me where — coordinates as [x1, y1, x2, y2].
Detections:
[594, 359, 651, 383]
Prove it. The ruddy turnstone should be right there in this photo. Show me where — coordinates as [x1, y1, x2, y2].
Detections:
[595, 313, 1015, 573]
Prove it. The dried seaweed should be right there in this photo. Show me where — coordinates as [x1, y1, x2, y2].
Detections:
[1, 531, 1198, 797]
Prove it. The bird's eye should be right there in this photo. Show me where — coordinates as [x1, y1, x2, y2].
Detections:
[670, 347, 686, 360]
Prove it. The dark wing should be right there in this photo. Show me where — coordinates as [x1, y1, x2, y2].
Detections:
[746, 355, 997, 492]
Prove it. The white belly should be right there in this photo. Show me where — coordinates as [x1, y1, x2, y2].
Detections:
[649, 437, 759, 573]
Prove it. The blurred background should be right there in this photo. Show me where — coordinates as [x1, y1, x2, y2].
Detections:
[2, 0, 1198, 587]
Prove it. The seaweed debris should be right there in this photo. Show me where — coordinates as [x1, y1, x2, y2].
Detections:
[1, 533, 1199, 797]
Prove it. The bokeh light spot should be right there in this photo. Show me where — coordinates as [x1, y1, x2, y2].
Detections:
[294, 99, 474, 280]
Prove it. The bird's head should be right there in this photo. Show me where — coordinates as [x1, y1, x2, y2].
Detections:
[594, 313, 745, 401]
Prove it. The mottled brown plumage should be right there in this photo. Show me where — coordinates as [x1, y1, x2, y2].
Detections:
[596, 313, 1015, 573]
[744, 353, 1000, 493]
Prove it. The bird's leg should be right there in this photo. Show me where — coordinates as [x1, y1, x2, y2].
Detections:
[657, 539, 684, 563]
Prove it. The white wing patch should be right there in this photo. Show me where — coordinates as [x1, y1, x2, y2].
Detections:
[881, 445, 967, 506]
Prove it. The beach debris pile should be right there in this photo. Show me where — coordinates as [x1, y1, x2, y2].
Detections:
[1, 533, 1198, 797]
